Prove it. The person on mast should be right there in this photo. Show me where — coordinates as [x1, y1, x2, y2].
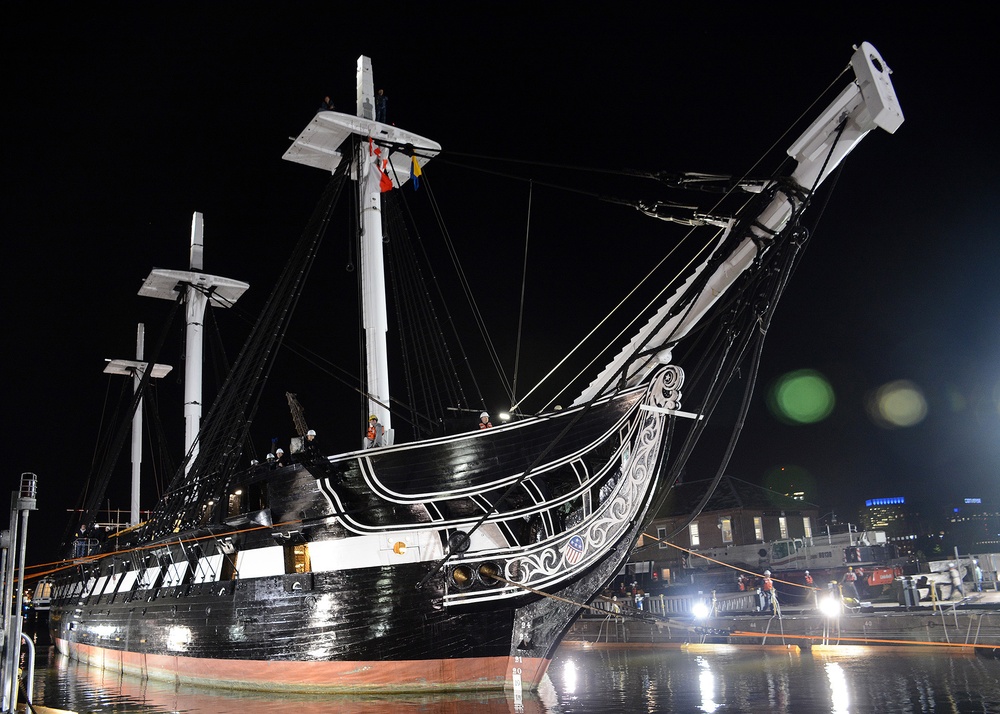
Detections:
[479, 411, 493, 429]
[365, 415, 385, 448]
[375, 89, 388, 122]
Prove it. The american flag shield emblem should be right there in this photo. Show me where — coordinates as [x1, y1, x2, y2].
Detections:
[563, 535, 586, 565]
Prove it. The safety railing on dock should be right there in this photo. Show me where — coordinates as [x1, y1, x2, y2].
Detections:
[587, 590, 761, 618]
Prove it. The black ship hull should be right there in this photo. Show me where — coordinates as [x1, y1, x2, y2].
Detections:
[51, 369, 681, 692]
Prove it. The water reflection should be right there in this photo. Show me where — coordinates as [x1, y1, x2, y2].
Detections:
[696, 656, 718, 713]
[825, 662, 849, 713]
[543, 644, 999, 713]
[27, 638, 1000, 713]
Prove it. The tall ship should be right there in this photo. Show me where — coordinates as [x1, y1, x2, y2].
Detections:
[49, 45, 903, 692]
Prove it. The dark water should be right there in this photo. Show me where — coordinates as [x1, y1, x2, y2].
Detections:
[22, 630, 1000, 713]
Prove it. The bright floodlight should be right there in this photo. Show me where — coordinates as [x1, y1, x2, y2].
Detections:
[499, 412, 511, 422]
[691, 602, 711, 619]
[819, 595, 842, 618]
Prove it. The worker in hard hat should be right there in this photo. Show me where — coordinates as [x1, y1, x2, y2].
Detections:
[841, 566, 859, 601]
[479, 411, 493, 429]
[761, 570, 775, 611]
[365, 414, 385, 448]
[303, 428, 318, 453]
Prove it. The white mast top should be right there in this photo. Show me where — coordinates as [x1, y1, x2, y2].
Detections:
[104, 323, 172, 524]
[283, 55, 441, 442]
[139, 212, 249, 470]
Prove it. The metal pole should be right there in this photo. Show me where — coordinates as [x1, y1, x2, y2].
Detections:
[131, 324, 145, 524]
[1, 495, 18, 712]
[3, 474, 37, 713]
[0, 534, 6, 636]
[19, 633, 33, 708]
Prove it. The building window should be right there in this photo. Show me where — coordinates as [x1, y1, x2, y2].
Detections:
[754, 517, 763, 542]
[657, 526, 668, 549]
[803, 516, 813, 538]
[689, 522, 700, 547]
[721, 516, 733, 543]
[779, 516, 788, 539]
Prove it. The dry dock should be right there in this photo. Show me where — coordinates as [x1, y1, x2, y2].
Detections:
[566, 588, 1000, 652]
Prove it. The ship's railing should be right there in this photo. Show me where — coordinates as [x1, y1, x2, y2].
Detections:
[71, 538, 100, 559]
[587, 590, 760, 618]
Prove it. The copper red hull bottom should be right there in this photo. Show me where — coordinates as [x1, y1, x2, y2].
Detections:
[55, 638, 550, 693]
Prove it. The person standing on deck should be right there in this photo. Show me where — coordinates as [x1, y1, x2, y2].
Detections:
[973, 559, 983, 593]
[479, 411, 493, 429]
[375, 89, 388, 122]
[365, 414, 385, 448]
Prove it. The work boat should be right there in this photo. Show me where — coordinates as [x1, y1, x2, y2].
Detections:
[50, 46, 902, 693]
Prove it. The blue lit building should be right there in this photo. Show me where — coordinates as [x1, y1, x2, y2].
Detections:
[860, 496, 917, 541]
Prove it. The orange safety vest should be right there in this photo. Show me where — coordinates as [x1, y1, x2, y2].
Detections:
[762, 578, 773, 591]
[805, 574, 813, 585]
[367, 423, 378, 441]
[479, 420, 493, 429]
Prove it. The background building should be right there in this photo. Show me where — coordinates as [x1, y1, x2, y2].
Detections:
[945, 497, 1000, 554]
[629, 476, 819, 587]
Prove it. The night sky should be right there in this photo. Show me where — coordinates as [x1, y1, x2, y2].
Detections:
[6, 6, 998, 566]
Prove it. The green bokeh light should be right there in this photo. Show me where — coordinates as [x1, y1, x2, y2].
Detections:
[768, 369, 835, 424]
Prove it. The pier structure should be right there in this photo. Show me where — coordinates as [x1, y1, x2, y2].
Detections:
[567, 588, 1000, 651]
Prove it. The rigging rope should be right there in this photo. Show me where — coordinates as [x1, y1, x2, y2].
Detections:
[510, 180, 533, 413]
[64, 297, 182, 547]
[138, 164, 349, 542]
[421, 171, 515, 405]
[432, 61, 852, 412]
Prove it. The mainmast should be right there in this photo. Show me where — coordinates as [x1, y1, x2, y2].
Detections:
[138, 212, 249, 471]
[103, 324, 172, 525]
[356, 56, 392, 437]
[282, 55, 441, 445]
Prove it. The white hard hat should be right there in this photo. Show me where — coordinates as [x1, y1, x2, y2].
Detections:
[805, 570, 810, 574]
[764, 570, 771, 575]
[307, 429, 316, 436]
[267, 453, 275, 459]
[480, 411, 489, 418]
[276, 448, 284, 454]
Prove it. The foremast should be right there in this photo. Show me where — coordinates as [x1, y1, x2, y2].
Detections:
[283, 55, 442, 442]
